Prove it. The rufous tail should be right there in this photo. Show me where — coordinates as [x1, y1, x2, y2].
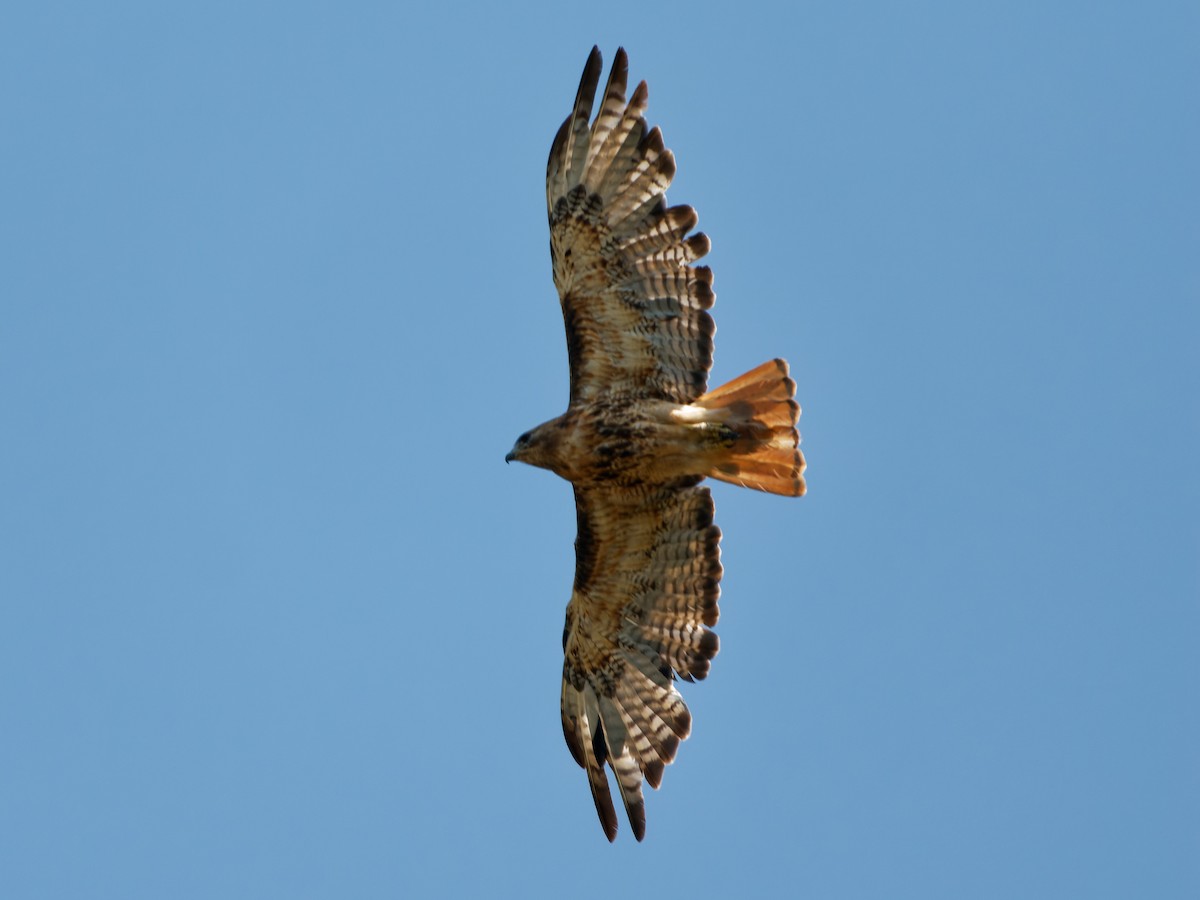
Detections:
[695, 359, 807, 497]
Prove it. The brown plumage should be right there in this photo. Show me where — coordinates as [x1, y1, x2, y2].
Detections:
[507, 46, 806, 842]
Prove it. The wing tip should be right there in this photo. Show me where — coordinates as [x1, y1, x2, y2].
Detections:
[601, 812, 619, 842]
[631, 810, 647, 842]
[576, 47, 604, 114]
[593, 775, 619, 841]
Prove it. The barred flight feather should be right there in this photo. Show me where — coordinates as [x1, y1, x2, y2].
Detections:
[549, 49, 713, 407]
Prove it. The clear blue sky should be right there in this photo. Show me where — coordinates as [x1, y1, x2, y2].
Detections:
[2, 2, 1196, 897]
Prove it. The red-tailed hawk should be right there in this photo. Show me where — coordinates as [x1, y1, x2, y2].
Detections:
[506, 47, 806, 842]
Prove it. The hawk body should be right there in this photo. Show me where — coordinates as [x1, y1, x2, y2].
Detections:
[508, 47, 806, 842]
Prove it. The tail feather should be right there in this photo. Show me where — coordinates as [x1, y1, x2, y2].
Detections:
[697, 358, 807, 497]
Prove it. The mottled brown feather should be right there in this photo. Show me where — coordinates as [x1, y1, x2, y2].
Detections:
[548, 48, 714, 406]
[561, 481, 720, 841]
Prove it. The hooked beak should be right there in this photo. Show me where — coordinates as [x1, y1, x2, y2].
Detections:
[504, 450, 516, 464]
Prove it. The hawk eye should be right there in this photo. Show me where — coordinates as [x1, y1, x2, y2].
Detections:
[518, 431, 532, 445]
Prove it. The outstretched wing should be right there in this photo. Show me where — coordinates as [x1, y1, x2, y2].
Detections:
[547, 47, 716, 406]
[560, 481, 722, 841]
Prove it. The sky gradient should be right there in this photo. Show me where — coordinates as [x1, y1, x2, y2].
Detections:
[2, 2, 1197, 897]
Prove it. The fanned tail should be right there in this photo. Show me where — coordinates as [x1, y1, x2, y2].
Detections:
[696, 358, 807, 497]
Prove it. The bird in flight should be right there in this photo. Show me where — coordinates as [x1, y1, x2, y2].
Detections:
[506, 46, 806, 842]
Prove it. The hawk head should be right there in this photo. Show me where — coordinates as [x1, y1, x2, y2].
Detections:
[505, 429, 535, 465]
[505, 419, 566, 473]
